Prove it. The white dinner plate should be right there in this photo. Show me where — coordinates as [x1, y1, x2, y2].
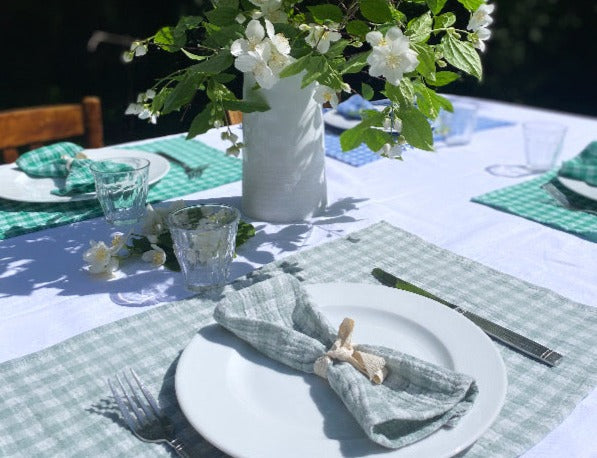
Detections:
[557, 176, 597, 202]
[324, 106, 389, 132]
[0, 148, 170, 203]
[175, 283, 507, 458]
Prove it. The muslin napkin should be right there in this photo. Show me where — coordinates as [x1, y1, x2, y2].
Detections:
[336, 94, 375, 119]
[213, 274, 478, 449]
[16, 142, 129, 195]
[558, 141, 597, 186]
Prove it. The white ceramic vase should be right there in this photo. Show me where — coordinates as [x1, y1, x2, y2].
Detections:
[241, 73, 327, 223]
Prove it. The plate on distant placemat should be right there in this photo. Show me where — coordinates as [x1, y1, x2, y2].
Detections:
[176, 283, 507, 458]
[557, 177, 597, 201]
[0, 148, 169, 203]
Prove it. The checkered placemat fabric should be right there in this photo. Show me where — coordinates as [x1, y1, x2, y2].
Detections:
[472, 172, 597, 241]
[326, 116, 516, 167]
[1, 221, 595, 457]
[558, 141, 597, 186]
[0, 136, 242, 240]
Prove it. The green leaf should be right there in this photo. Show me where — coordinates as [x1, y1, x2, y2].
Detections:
[204, 24, 243, 48]
[175, 16, 203, 32]
[411, 42, 435, 78]
[362, 128, 392, 152]
[361, 83, 374, 100]
[427, 70, 460, 86]
[359, 0, 393, 23]
[216, 0, 239, 8]
[406, 12, 432, 43]
[426, 0, 448, 14]
[398, 105, 434, 151]
[213, 73, 236, 83]
[456, 0, 484, 11]
[181, 48, 207, 61]
[434, 12, 456, 29]
[236, 221, 256, 248]
[340, 125, 366, 151]
[205, 7, 238, 26]
[301, 55, 326, 88]
[222, 99, 270, 113]
[190, 52, 234, 74]
[341, 51, 370, 74]
[279, 54, 310, 78]
[308, 4, 343, 23]
[441, 34, 482, 79]
[346, 20, 370, 38]
[162, 73, 201, 115]
[154, 26, 185, 52]
[187, 103, 213, 138]
[384, 79, 415, 106]
[413, 82, 443, 119]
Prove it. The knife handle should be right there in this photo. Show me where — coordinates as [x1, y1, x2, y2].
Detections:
[371, 268, 563, 367]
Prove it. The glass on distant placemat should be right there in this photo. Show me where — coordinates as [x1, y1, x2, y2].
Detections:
[168, 204, 240, 292]
[90, 157, 149, 226]
[523, 122, 567, 172]
[435, 98, 479, 146]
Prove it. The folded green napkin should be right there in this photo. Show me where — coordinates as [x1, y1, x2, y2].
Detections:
[558, 141, 597, 186]
[213, 274, 478, 449]
[16, 142, 130, 196]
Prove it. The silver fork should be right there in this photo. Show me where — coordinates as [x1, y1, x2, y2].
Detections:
[155, 151, 208, 179]
[541, 182, 597, 216]
[108, 368, 189, 457]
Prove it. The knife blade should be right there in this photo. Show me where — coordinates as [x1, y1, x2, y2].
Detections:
[371, 268, 563, 367]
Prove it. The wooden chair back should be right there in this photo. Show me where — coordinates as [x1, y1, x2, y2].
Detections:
[226, 110, 243, 125]
[0, 96, 104, 163]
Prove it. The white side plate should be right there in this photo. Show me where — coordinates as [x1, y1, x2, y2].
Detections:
[557, 176, 597, 202]
[0, 148, 170, 203]
[175, 283, 507, 458]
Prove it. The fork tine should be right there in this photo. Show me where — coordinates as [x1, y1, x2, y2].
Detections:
[116, 373, 147, 427]
[122, 370, 155, 423]
[130, 368, 161, 419]
[109, 378, 138, 432]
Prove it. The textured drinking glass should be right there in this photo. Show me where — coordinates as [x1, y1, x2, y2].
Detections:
[436, 100, 478, 145]
[523, 122, 567, 172]
[168, 204, 240, 292]
[90, 157, 149, 226]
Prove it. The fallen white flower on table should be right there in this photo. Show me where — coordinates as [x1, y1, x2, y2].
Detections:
[142, 244, 167, 266]
[83, 240, 119, 275]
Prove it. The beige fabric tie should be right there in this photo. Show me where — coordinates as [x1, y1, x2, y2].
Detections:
[313, 318, 388, 384]
[62, 152, 88, 171]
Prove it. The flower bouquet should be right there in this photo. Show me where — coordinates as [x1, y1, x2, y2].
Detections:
[125, 0, 494, 156]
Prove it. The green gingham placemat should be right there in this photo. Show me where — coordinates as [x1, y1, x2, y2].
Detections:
[0, 136, 242, 240]
[472, 171, 597, 242]
[1, 221, 595, 457]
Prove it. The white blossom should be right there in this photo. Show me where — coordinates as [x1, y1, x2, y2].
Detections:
[366, 27, 418, 86]
[472, 27, 492, 52]
[141, 201, 186, 243]
[248, 0, 285, 23]
[467, 3, 495, 32]
[83, 240, 119, 274]
[377, 143, 403, 159]
[231, 19, 267, 56]
[313, 85, 339, 108]
[235, 42, 277, 89]
[142, 244, 167, 266]
[304, 24, 342, 54]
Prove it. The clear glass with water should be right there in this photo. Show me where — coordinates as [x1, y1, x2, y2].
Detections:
[90, 157, 150, 226]
[168, 204, 240, 292]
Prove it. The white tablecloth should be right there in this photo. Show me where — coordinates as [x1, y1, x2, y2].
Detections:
[1, 97, 595, 457]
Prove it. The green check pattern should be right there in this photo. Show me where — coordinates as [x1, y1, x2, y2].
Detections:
[472, 171, 597, 241]
[558, 141, 597, 185]
[0, 221, 595, 457]
[0, 136, 242, 240]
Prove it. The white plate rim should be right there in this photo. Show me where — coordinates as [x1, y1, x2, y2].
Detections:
[0, 148, 170, 203]
[557, 176, 597, 201]
[175, 282, 507, 458]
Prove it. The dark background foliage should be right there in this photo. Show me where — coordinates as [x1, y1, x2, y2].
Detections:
[2, 0, 594, 146]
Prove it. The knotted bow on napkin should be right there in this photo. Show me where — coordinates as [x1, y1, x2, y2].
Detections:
[558, 141, 597, 186]
[213, 274, 478, 449]
[16, 142, 130, 195]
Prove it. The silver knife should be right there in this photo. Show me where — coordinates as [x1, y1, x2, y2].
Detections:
[371, 268, 563, 367]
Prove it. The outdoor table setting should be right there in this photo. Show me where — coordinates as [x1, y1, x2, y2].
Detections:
[1, 1, 597, 456]
[0, 94, 596, 457]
